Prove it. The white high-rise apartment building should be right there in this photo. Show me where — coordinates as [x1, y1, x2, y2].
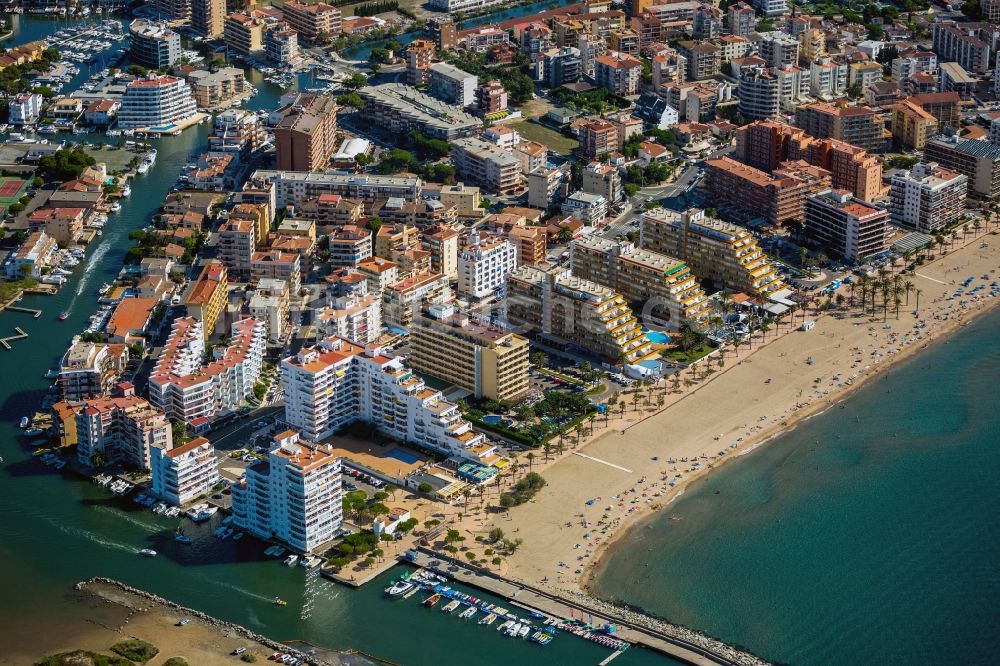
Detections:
[231, 430, 342, 553]
[150, 436, 219, 506]
[117, 75, 198, 130]
[149, 317, 266, 426]
[889, 162, 968, 234]
[282, 337, 496, 461]
[458, 233, 518, 300]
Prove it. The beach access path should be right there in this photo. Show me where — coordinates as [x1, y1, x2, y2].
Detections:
[481, 228, 1000, 597]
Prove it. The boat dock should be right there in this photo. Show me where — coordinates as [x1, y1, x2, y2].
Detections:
[5, 305, 42, 318]
[0, 327, 28, 350]
[403, 549, 760, 666]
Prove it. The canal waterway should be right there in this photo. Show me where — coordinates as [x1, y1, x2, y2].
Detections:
[0, 14, 681, 666]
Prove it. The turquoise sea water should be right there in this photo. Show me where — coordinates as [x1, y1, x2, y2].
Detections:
[594, 308, 1000, 665]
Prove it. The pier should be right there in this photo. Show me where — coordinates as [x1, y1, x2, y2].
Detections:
[0, 327, 28, 350]
[402, 549, 764, 666]
[5, 305, 42, 318]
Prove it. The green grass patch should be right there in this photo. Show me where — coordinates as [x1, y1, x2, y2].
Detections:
[0, 277, 37, 304]
[36, 650, 134, 666]
[660, 343, 715, 365]
[109, 640, 158, 664]
[162, 659, 188, 666]
[509, 120, 578, 155]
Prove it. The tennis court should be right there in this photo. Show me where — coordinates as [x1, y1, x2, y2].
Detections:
[0, 178, 26, 200]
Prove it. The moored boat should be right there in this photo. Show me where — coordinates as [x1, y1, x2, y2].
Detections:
[423, 593, 441, 607]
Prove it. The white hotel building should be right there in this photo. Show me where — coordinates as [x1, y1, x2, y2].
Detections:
[150, 436, 220, 506]
[457, 233, 518, 300]
[282, 336, 496, 462]
[149, 317, 266, 427]
[231, 430, 342, 553]
[117, 75, 199, 130]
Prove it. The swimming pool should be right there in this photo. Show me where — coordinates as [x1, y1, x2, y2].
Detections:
[386, 448, 422, 465]
[646, 330, 670, 344]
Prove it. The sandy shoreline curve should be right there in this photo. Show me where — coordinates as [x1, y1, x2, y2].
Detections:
[482, 229, 1000, 606]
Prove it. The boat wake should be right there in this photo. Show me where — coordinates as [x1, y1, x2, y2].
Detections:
[93, 505, 160, 532]
[74, 239, 111, 299]
[203, 579, 276, 604]
[56, 523, 137, 555]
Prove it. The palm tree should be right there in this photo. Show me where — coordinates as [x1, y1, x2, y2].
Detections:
[974, 220, 982, 236]
[904, 280, 914, 304]
[618, 402, 626, 420]
[915, 288, 923, 312]
[586, 413, 596, 436]
[543, 442, 552, 461]
[858, 275, 870, 311]
[847, 282, 857, 307]
[526, 451, 535, 471]
[574, 422, 584, 446]
[631, 392, 641, 411]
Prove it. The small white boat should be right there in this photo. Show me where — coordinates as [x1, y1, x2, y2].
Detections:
[138, 548, 157, 557]
[19, 416, 29, 429]
[232, 532, 244, 541]
[110, 202, 121, 213]
[121, 185, 131, 197]
[385, 580, 414, 597]
[283, 554, 299, 566]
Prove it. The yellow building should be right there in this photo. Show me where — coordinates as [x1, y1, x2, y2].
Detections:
[410, 306, 531, 402]
[224, 11, 266, 57]
[185, 260, 229, 340]
[891, 99, 937, 150]
[229, 202, 271, 246]
[571, 234, 710, 329]
[640, 208, 784, 297]
[507, 264, 656, 365]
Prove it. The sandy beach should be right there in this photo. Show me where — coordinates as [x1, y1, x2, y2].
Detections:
[474, 228, 1000, 598]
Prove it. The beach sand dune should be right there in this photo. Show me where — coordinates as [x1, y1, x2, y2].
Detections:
[491, 233, 1000, 597]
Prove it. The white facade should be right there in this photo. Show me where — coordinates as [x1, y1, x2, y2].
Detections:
[427, 62, 478, 107]
[282, 337, 496, 461]
[809, 58, 848, 99]
[117, 76, 198, 129]
[562, 191, 608, 225]
[752, 0, 787, 16]
[9, 93, 42, 125]
[889, 162, 968, 234]
[317, 293, 383, 345]
[231, 430, 342, 553]
[150, 436, 219, 506]
[149, 317, 266, 425]
[458, 234, 518, 300]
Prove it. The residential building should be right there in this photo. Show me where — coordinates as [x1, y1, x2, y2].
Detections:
[527, 166, 568, 210]
[149, 0, 190, 22]
[651, 50, 687, 90]
[891, 49, 936, 83]
[359, 83, 480, 140]
[438, 183, 482, 218]
[317, 293, 382, 345]
[209, 108, 264, 159]
[910, 92, 961, 129]
[677, 41, 719, 81]
[932, 21, 993, 74]
[374, 223, 418, 260]
[191, 0, 226, 38]
[737, 66, 780, 120]
[230, 202, 271, 245]
[329, 225, 372, 268]
[457, 233, 518, 300]
[224, 11, 267, 57]
[249, 278, 291, 342]
[938, 62, 976, 100]
[423, 227, 460, 279]
[411, 305, 531, 402]
[640, 207, 784, 296]
[595, 51, 642, 96]
[128, 20, 180, 69]
[57, 341, 129, 402]
[217, 220, 255, 278]
[231, 430, 343, 553]
[5, 230, 56, 278]
[752, 0, 787, 17]
[150, 436, 219, 506]
[476, 80, 507, 116]
[274, 93, 339, 172]
[250, 171, 422, 210]
[382, 272, 451, 329]
[425, 16, 457, 51]
[506, 264, 656, 364]
[538, 46, 582, 87]
[188, 67, 248, 109]
[924, 134, 1000, 199]
[149, 317, 266, 426]
[579, 119, 618, 160]
[578, 33, 606, 78]
[794, 102, 885, 153]
[265, 24, 299, 66]
[117, 76, 198, 130]
[251, 250, 301, 294]
[727, 1, 756, 38]
[890, 99, 936, 150]
[405, 39, 435, 86]
[427, 62, 477, 107]
[281, 0, 341, 43]
[809, 57, 848, 100]
[581, 162, 622, 204]
[804, 189, 888, 263]
[76, 387, 172, 471]
[562, 191, 608, 225]
[357, 256, 400, 296]
[889, 162, 967, 234]
[705, 156, 820, 226]
[185, 260, 229, 340]
[754, 31, 799, 68]
[508, 226, 547, 266]
[570, 235, 709, 328]
[105, 297, 158, 344]
[281, 337, 495, 461]
[9, 92, 43, 125]
[848, 61, 883, 93]
[451, 137, 522, 195]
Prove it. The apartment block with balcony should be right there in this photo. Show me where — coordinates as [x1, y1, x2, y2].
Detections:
[458, 233, 518, 300]
[889, 162, 967, 234]
[411, 305, 530, 402]
[924, 133, 1000, 199]
[224, 10, 267, 57]
[191, 0, 225, 38]
[58, 341, 129, 402]
[274, 93, 339, 172]
[795, 102, 886, 153]
[231, 430, 342, 553]
[128, 20, 180, 69]
[382, 272, 451, 329]
[805, 189, 888, 263]
[640, 207, 785, 297]
[116, 76, 198, 130]
[151, 436, 219, 506]
[185, 260, 228, 340]
[251, 250, 301, 294]
[451, 137, 523, 195]
[281, 0, 341, 43]
[570, 235, 709, 329]
[595, 51, 642, 95]
[506, 264, 656, 364]
[76, 385, 172, 471]
[249, 278, 291, 343]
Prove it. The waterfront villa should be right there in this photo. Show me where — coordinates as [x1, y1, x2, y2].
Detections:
[116, 75, 199, 131]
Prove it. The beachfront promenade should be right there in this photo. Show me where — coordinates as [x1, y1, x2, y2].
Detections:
[406, 549, 765, 666]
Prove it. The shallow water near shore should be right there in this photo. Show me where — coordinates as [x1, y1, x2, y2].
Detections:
[593, 306, 1000, 665]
